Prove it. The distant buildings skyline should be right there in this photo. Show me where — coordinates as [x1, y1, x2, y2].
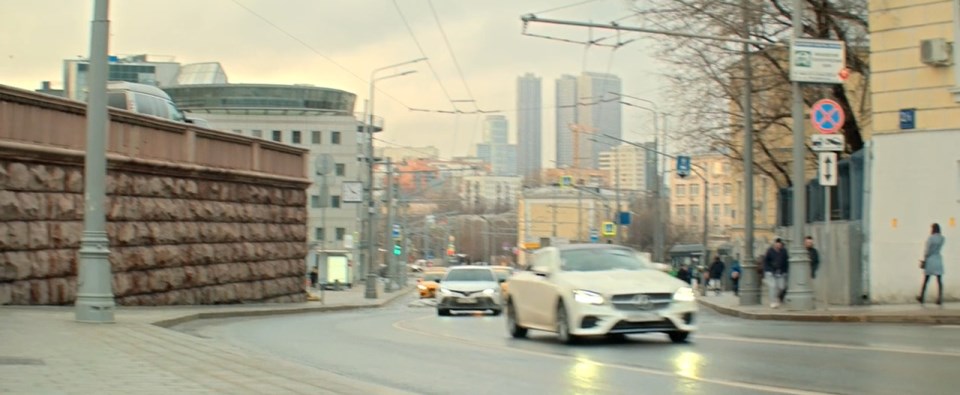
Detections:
[476, 115, 517, 176]
[516, 73, 542, 184]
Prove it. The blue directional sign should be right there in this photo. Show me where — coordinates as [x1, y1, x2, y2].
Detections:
[676, 156, 691, 178]
[392, 224, 401, 240]
[619, 211, 631, 226]
[589, 229, 599, 243]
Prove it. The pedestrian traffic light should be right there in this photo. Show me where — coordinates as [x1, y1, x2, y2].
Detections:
[393, 244, 402, 256]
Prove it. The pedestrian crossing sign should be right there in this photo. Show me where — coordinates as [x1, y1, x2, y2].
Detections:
[601, 222, 616, 236]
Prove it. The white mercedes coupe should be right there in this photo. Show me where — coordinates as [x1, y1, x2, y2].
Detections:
[505, 244, 697, 344]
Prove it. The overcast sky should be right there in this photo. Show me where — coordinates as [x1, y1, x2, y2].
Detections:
[1, 0, 669, 165]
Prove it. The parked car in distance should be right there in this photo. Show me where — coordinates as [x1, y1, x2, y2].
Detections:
[417, 268, 447, 299]
[491, 266, 514, 299]
[106, 81, 205, 126]
[436, 266, 502, 316]
[505, 244, 697, 344]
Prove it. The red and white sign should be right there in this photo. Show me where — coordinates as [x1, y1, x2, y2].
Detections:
[810, 99, 845, 134]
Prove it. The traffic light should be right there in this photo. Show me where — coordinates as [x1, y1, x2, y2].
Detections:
[393, 244, 402, 256]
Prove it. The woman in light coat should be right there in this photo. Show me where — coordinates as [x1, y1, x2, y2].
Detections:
[917, 223, 945, 305]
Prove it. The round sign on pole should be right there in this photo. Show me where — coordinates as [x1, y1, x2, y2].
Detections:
[810, 99, 845, 134]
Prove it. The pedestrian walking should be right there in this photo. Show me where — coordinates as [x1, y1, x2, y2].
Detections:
[708, 256, 725, 296]
[806, 236, 820, 279]
[677, 264, 692, 285]
[730, 255, 742, 296]
[764, 238, 789, 308]
[917, 223, 946, 305]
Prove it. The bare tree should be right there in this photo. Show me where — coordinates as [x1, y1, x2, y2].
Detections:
[625, 196, 699, 257]
[632, 0, 869, 188]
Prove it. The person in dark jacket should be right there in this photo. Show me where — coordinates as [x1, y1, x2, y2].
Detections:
[806, 236, 820, 279]
[708, 256, 725, 295]
[764, 238, 789, 308]
[730, 256, 742, 296]
[677, 264, 692, 284]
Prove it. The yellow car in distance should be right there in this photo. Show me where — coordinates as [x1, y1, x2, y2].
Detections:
[418, 269, 447, 299]
[492, 266, 514, 300]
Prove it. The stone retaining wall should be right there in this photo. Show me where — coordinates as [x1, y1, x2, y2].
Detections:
[0, 146, 310, 305]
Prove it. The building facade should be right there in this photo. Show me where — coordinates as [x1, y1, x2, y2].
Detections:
[517, 73, 542, 184]
[375, 146, 440, 162]
[577, 72, 622, 168]
[516, 186, 621, 265]
[63, 54, 227, 101]
[461, 175, 523, 211]
[164, 84, 363, 255]
[555, 75, 578, 168]
[668, 153, 742, 249]
[477, 115, 517, 176]
[598, 143, 655, 193]
[866, 0, 959, 303]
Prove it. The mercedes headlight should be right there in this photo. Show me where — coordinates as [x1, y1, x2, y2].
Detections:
[482, 288, 496, 295]
[673, 287, 696, 302]
[439, 287, 453, 295]
[573, 290, 604, 305]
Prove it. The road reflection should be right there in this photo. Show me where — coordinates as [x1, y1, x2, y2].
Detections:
[673, 351, 704, 379]
[568, 356, 602, 394]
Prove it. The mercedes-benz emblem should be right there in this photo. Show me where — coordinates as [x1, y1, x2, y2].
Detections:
[631, 294, 652, 309]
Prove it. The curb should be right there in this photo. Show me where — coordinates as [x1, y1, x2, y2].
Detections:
[152, 286, 414, 328]
[697, 298, 960, 325]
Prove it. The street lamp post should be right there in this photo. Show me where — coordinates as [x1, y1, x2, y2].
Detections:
[363, 58, 425, 299]
[75, 0, 116, 323]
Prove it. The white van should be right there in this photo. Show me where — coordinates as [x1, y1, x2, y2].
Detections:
[106, 81, 207, 126]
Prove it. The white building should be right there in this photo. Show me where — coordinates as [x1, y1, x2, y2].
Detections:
[164, 84, 365, 254]
[63, 54, 227, 101]
[461, 175, 523, 211]
[598, 143, 654, 193]
[476, 115, 518, 176]
[375, 146, 440, 162]
[517, 73, 542, 183]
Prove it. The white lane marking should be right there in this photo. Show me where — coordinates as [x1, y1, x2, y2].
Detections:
[697, 334, 960, 358]
[392, 315, 831, 395]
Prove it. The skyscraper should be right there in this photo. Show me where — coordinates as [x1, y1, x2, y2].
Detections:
[577, 72, 622, 168]
[555, 75, 578, 168]
[517, 73, 542, 184]
[555, 72, 622, 169]
[476, 115, 517, 176]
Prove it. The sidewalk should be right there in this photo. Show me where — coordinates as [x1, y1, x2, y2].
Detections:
[698, 291, 960, 324]
[0, 282, 416, 394]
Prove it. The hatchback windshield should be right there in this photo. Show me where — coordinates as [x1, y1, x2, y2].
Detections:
[560, 248, 651, 272]
[444, 269, 495, 282]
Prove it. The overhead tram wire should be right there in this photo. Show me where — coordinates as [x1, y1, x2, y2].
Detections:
[427, 0, 480, 112]
[392, 0, 459, 112]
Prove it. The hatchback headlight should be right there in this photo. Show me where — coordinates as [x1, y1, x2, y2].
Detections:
[417, 284, 427, 290]
[573, 290, 604, 305]
[673, 287, 696, 302]
[482, 288, 496, 295]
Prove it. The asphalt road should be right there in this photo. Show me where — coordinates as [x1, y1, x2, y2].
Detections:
[182, 295, 960, 395]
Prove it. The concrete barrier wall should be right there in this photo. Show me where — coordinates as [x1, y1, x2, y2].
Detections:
[0, 85, 311, 305]
[801, 222, 864, 306]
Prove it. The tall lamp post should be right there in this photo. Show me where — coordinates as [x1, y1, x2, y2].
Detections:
[363, 58, 426, 299]
[75, 0, 116, 323]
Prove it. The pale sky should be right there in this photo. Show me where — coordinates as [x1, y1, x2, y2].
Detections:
[0, 0, 669, 165]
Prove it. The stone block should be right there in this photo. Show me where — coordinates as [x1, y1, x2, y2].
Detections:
[38, 165, 65, 191]
[6, 162, 30, 190]
[28, 222, 49, 249]
[0, 251, 29, 281]
[49, 193, 81, 220]
[48, 277, 70, 305]
[148, 222, 177, 245]
[153, 198, 178, 221]
[30, 250, 50, 278]
[184, 180, 199, 198]
[9, 280, 30, 304]
[29, 280, 50, 304]
[17, 192, 43, 220]
[113, 272, 134, 296]
[154, 245, 187, 268]
[65, 168, 83, 192]
[1, 222, 30, 250]
[48, 221, 82, 248]
[46, 249, 75, 277]
[0, 190, 18, 221]
[174, 222, 198, 244]
[0, 282, 11, 305]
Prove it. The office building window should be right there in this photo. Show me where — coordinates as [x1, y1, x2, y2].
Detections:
[676, 185, 686, 197]
[676, 205, 686, 221]
[712, 184, 720, 196]
[314, 227, 324, 241]
[690, 184, 700, 196]
[336, 227, 346, 241]
[232, 129, 242, 134]
[311, 131, 321, 144]
[725, 204, 732, 217]
[291, 130, 302, 144]
[724, 183, 732, 196]
[330, 195, 341, 208]
[272, 130, 282, 142]
[713, 204, 720, 220]
[335, 163, 346, 176]
[690, 205, 700, 221]
[311, 195, 321, 208]
[252, 130, 263, 138]
[331, 131, 341, 144]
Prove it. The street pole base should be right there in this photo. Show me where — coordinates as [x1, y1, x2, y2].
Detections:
[75, 297, 115, 323]
[364, 273, 379, 299]
[784, 291, 815, 311]
[738, 288, 762, 306]
[784, 246, 815, 311]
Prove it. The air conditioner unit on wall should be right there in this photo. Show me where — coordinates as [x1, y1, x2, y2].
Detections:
[920, 38, 952, 66]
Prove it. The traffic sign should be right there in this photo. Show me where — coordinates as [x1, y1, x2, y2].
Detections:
[601, 222, 616, 237]
[393, 244, 402, 256]
[676, 156, 691, 178]
[811, 99, 845, 134]
[811, 134, 845, 152]
[589, 229, 599, 243]
[790, 38, 846, 84]
[618, 212, 631, 226]
[818, 152, 838, 186]
[560, 175, 573, 187]
[899, 108, 916, 130]
[392, 224, 401, 240]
